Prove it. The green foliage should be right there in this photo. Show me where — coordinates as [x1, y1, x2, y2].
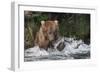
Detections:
[34, 15, 48, 24]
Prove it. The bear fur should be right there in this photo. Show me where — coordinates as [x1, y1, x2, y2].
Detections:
[35, 20, 59, 50]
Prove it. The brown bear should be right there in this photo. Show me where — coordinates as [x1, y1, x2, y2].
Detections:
[35, 20, 59, 50]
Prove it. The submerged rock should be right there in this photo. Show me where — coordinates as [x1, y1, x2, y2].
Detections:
[57, 42, 65, 51]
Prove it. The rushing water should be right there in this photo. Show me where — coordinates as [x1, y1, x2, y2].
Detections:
[24, 37, 90, 62]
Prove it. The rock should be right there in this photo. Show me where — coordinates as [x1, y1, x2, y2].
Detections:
[57, 42, 65, 51]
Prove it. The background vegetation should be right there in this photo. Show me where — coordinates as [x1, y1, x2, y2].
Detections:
[24, 11, 90, 49]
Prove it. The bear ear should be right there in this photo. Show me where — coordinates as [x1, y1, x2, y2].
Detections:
[41, 20, 45, 28]
[54, 20, 58, 25]
[41, 20, 45, 27]
[41, 20, 45, 25]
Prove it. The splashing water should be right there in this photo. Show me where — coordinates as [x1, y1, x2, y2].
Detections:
[24, 37, 90, 61]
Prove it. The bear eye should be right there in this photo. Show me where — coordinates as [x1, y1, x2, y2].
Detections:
[48, 31, 52, 34]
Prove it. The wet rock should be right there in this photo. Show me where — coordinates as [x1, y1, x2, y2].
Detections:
[57, 42, 65, 51]
[74, 43, 83, 49]
[71, 51, 90, 59]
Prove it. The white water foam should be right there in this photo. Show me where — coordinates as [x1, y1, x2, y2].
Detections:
[24, 37, 90, 61]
